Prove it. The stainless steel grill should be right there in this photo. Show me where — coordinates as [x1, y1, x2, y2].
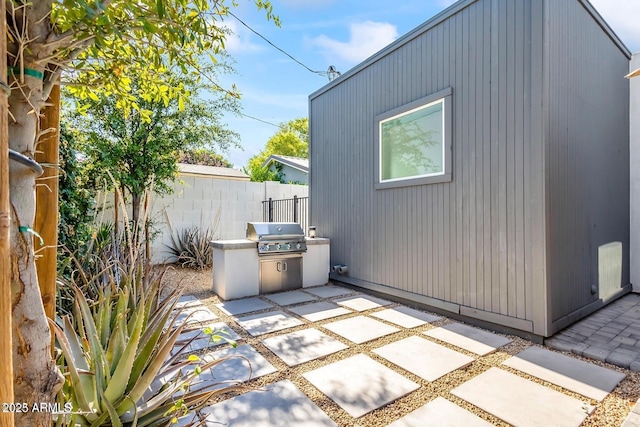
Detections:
[246, 222, 307, 294]
[246, 222, 307, 255]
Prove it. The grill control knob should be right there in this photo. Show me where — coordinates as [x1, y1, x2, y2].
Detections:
[287, 244, 292, 250]
[276, 244, 281, 250]
[296, 243, 301, 249]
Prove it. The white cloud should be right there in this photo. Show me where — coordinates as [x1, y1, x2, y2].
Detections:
[590, 0, 640, 52]
[220, 20, 264, 54]
[310, 21, 398, 65]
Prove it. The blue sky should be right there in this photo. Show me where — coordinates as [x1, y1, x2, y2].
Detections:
[218, 0, 640, 168]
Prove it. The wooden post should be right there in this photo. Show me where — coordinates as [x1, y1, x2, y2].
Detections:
[0, 2, 16, 425]
[34, 84, 60, 333]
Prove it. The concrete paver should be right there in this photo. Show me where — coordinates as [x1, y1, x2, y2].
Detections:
[333, 294, 392, 312]
[623, 412, 640, 427]
[215, 297, 275, 316]
[171, 286, 637, 427]
[503, 346, 625, 401]
[323, 316, 399, 344]
[175, 295, 204, 309]
[373, 336, 474, 381]
[200, 380, 338, 427]
[370, 306, 441, 328]
[623, 402, 640, 427]
[303, 354, 419, 418]
[262, 328, 348, 366]
[173, 305, 218, 327]
[424, 322, 512, 355]
[236, 310, 304, 336]
[172, 322, 239, 356]
[386, 397, 493, 427]
[288, 301, 351, 322]
[452, 367, 594, 427]
[190, 344, 277, 390]
[263, 290, 318, 306]
[304, 285, 354, 298]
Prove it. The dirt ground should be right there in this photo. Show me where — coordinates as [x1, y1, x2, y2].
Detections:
[159, 265, 215, 298]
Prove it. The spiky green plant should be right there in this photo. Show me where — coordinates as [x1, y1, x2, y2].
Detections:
[164, 207, 220, 270]
[54, 190, 244, 426]
[165, 227, 215, 270]
[53, 268, 242, 426]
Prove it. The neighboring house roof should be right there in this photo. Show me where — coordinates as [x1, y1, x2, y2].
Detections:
[177, 163, 249, 181]
[262, 155, 309, 173]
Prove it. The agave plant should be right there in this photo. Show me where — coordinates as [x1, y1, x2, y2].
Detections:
[54, 188, 249, 426]
[53, 270, 243, 427]
[164, 208, 220, 270]
[165, 226, 215, 271]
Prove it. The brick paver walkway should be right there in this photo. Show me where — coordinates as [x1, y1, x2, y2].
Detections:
[545, 293, 640, 371]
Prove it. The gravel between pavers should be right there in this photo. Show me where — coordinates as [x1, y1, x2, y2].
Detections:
[161, 266, 639, 426]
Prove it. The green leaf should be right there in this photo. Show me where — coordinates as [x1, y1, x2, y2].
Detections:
[103, 301, 144, 408]
[51, 318, 97, 420]
[156, 0, 165, 19]
[75, 287, 107, 409]
[99, 389, 123, 427]
[117, 323, 190, 420]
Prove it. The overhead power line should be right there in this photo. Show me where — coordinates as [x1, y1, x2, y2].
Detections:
[238, 112, 280, 128]
[227, 11, 327, 77]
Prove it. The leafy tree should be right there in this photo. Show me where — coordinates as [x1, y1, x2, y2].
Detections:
[246, 117, 308, 182]
[66, 62, 240, 225]
[4, 1, 277, 422]
[57, 123, 95, 260]
[179, 147, 233, 167]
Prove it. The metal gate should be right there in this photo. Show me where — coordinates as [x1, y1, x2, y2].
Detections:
[262, 196, 308, 234]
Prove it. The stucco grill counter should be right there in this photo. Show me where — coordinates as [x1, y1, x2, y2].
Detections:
[211, 222, 330, 300]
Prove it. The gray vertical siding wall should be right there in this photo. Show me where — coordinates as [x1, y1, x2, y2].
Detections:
[309, 0, 630, 337]
[311, 0, 545, 334]
[544, 0, 630, 332]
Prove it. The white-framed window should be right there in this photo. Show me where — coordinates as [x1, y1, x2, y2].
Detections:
[375, 87, 452, 189]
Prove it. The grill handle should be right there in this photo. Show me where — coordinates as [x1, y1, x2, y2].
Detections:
[257, 234, 305, 241]
[283, 261, 288, 272]
[277, 262, 282, 272]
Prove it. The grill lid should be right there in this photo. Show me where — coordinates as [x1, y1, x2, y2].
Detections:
[246, 222, 305, 241]
[246, 222, 307, 255]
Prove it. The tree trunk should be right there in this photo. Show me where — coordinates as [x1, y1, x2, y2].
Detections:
[8, 66, 63, 426]
[132, 191, 141, 229]
[0, 1, 15, 425]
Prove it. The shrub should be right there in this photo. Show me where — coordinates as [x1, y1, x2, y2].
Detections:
[164, 208, 220, 270]
[166, 227, 215, 270]
[54, 193, 243, 426]
[54, 266, 239, 426]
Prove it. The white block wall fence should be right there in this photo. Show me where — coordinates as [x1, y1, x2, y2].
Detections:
[97, 177, 308, 264]
[631, 52, 640, 293]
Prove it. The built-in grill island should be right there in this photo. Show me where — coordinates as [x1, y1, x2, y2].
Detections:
[211, 222, 330, 300]
[246, 222, 307, 293]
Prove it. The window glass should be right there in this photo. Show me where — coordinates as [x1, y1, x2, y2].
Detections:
[380, 99, 444, 182]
